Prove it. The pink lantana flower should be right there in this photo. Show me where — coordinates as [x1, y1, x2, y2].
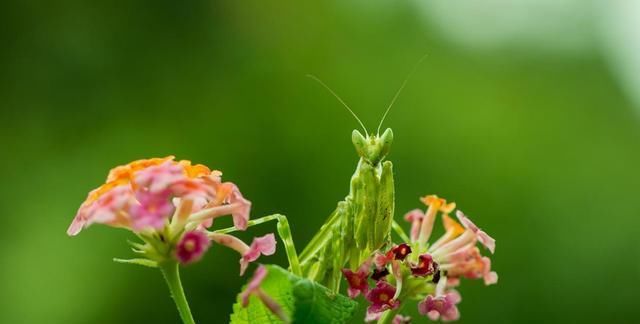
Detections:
[392, 314, 411, 324]
[134, 161, 186, 194]
[183, 182, 251, 232]
[365, 281, 400, 320]
[418, 294, 460, 322]
[241, 234, 277, 274]
[213, 182, 251, 230]
[342, 260, 372, 298]
[374, 243, 412, 270]
[390, 243, 412, 261]
[417, 195, 456, 245]
[456, 210, 496, 254]
[427, 213, 467, 254]
[210, 233, 277, 275]
[370, 267, 390, 281]
[176, 230, 211, 264]
[68, 156, 243, 235]
[403, 209, 424, 242]
[410, 253, 438, 278]
[129, 189, 175, 231]
[241, 265, 268, 306]
[418, 277, 461, 322]
[374, 251, 394, 269]
[441, 246, 498, 285]
[481, 258, 498, 285]
[349, 194, 497, 322]
[427, 212, 498, 286]
[241, 265, 289, 323]
[67, 157, 275, 269]
[68, 185, 135, 235]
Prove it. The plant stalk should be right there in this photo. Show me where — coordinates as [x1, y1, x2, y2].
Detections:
[159, 261, 196, 324]
[377, 307, 401, 324]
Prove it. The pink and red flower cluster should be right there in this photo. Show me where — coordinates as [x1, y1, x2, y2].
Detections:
[342, 195, 497, 322]
[68, 157, 275, 272]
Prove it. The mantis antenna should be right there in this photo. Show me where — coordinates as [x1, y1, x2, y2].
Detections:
[307, 74, 369, 135]
[376, 53, 429, 135]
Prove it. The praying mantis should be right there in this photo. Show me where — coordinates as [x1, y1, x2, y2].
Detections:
[217, 64, 421, 295]
[297, 75, 407, 292]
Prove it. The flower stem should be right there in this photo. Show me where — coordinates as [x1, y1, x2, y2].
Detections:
[159, 261, 196, 324]
[391, 220, 410, 243]
[377, 307, 401, 324]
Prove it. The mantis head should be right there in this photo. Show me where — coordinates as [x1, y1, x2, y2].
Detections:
[352, 128, 393, 165]
[307, 61, 421, 165]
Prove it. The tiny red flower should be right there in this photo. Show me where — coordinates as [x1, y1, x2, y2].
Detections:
[393, 314, 411, 324]
[390, 243, 412, 261]
[371, 267, 390, 281]
[176, 230, 211, 264]
[365, 281, 400, 319]
[342, 261, 371, 298]
[411, 253, 438, 277]
[374, 251, 393, 268]
[418, 292, 460, 322]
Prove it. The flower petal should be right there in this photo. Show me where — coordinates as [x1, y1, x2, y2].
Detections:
[129, 189, 174, 231]
[404, 209, 424, 242]
[241, 265, 268, 306]
[456, 210, 495, 254]
[240, 234, 277, 275]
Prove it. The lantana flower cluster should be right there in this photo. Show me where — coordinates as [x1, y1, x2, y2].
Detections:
[67, 156, 276, 272]
[342, 195, 497, 322]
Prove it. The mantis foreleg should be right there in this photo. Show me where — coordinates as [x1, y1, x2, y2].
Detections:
[374, 161, 394, 248]
[300, 201, 353, 290]
[299, 202, 348, 264]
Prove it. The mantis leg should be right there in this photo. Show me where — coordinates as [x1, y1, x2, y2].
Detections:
[274, 215, 302, 276]
[212, 214, 302, 276]
[352, 163, 377, 252]
[325, 212, 349, 292]
[299, 201, 348, 264]
[373, 160, 394, 248]
[300, 202, 353, 292]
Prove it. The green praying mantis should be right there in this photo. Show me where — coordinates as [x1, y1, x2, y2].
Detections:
[218, 66, 420, 296]
[298, 75, 400, 292]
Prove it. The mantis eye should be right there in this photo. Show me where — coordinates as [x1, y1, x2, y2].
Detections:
[378, 128, 393, 159]
[352, 129, 367, 158]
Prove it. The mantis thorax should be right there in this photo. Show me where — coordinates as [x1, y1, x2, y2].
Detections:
[351, 128, 393, 165]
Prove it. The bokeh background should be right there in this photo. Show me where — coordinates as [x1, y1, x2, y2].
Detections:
[1, 0, 639, 323]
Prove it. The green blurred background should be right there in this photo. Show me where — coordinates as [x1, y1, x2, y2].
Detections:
[1, 0, 639, 323]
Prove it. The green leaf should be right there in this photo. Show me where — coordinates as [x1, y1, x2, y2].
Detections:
[291, 279, 358, 324]
[112, 258, 158, 268]
[230, 265, 294, 324]
[230, 265, 358, 324]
